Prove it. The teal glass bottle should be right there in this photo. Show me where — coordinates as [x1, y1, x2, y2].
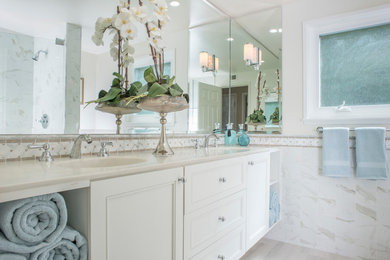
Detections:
[237, 124, 250, 146]
[224, 123, 237, 146]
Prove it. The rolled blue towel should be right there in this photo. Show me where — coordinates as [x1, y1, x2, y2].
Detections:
[322, 127, 352, 177]
[30, 226, 88, 260]
[0, 193, 67, 254]
[0, 253, 28, 260]
[355, 127, 389, 180]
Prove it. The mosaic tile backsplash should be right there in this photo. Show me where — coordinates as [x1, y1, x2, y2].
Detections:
[1, 134, 389, 162]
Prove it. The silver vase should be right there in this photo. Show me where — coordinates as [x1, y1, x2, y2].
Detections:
[137, 95, 189, 156]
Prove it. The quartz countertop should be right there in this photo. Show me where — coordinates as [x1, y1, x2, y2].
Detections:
[0, 146, 272, 198]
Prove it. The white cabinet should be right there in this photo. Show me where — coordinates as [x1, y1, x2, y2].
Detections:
[185, 157, 246, 213]
[189, 226, 246, 260]
[90, 168, 184, 260]
[245, 153, 270, 250]
[184, 191, 246, 258]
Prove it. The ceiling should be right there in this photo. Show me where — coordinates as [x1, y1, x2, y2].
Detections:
[0, 0, 284, 57]
[0, 0, 190, 53]
[207, 0, 295, 17]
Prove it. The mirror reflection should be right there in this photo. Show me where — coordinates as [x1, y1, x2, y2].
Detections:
[0, 0, 281, 135]
[188, 7, 282, 134]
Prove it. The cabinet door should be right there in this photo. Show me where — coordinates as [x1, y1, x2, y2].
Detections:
[90, 168, 184, 260]
[246, 153, 270, 250]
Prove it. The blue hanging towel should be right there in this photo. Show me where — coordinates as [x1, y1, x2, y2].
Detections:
[355, 127, 388, 180]
[322, 127, 352, 177]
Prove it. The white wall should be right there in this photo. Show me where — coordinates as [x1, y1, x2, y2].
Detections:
[282, 0, 390, 135]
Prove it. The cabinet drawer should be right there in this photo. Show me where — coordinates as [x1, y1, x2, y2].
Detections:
[189, 225, 246, 260]
[185, 157, 246, 213]
[184, 192, 246, 258]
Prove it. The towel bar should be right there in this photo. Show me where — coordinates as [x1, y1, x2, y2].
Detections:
[316, 126, 390, 134]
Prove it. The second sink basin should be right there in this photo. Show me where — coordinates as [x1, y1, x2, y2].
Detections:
[57, 157, 146, 169]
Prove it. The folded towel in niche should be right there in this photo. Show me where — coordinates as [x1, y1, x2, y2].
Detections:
[355, 127, 389, 180]
[322, 127, 352, 177]
[0, 193, 67, 253]
[30, 227, 88, 260]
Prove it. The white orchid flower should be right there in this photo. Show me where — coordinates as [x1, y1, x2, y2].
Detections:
[123, 55, 134, 67]
[123, 40, 135, 55]
[153, 6, 170, 23]
[149, 37, 164, 53]
[119, 0, 129, 8]
[153, 0, 168, 9]
[92, 33, 104, 46]
[120, 22, 137, 40]
[110, 46, 119, 61]
[148, 22, 162, 37]
[114, 11, 131, 30]
[131, 6, 148, 23]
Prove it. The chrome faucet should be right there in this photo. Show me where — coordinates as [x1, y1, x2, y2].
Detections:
[70, 135, 92, 159]
[205, 133, 220, 148]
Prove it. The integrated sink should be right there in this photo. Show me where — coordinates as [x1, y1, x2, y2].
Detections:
[57, 157, 146, 168]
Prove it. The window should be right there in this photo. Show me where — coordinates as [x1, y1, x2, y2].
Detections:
[303, 5, 390, 125]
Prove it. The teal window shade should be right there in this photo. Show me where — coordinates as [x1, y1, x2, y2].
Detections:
[320, 23, 390, 107]
[133, 62, 171, 116]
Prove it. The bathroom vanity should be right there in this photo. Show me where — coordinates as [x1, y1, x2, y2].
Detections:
[0, 146, 281, 260]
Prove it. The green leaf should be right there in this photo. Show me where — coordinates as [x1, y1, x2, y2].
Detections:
[169, 76, 176, 85]
[127, 81, 143, 96]
[137, 84, 148, 95]
[161, 75, 170, 84]
[131, 81, 143, 90]
[98, 87, 122, 102]
[170, 83, 183, 95]
[144, 66, 157, 83]
[112, 78, 121, 87]
[113, 72, 123, 82]
[148, 82, 168, 97]
[107, 94, 121, 105]
[98, 90, 107, 99]
[169, 87, 181, 96]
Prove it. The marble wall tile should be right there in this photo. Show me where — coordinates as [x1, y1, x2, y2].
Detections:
[266, 146, 390, 260]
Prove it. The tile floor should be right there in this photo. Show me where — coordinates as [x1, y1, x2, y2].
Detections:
[240, 238, 356, 260]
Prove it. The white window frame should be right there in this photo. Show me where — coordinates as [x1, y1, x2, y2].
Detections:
[303, 4, 390, 125]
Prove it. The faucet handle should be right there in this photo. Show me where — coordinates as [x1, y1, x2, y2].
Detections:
[191, 139, 201, 150]
[101, 141, 113, 148]
[98, 142, 113, 157]
[28, 143, 54, 162]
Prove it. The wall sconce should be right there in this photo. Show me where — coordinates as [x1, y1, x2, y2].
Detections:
[243, 43, 262, 70]
[200, 51, 219, 73]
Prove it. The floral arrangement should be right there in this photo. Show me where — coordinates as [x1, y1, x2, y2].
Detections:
[246, 71, 266, 124]
[88, 0, 187, 106]
[269, 107, 280, 124]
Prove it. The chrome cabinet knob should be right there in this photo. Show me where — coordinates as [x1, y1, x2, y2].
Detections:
[219, 177, 226, 183]
[218, 255, 225, 260]
[248, 161, 255, 166]
[218, 216, 225, 222]
[178, 177, 186, 183]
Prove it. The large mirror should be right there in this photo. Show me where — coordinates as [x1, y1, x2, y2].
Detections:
[0, 0, 281, 135]
[188, 7, 282, 134]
